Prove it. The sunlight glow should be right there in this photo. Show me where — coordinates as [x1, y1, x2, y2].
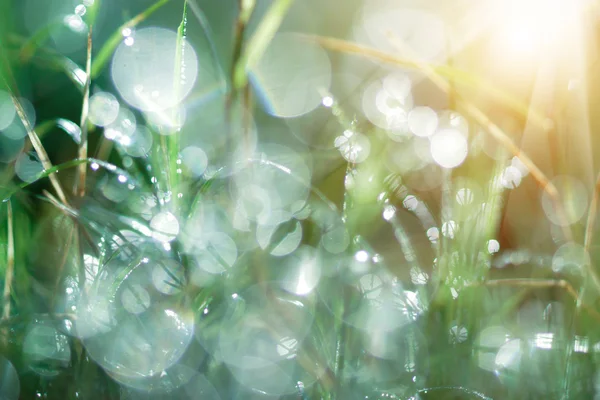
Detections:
[493, 0, 584, 55]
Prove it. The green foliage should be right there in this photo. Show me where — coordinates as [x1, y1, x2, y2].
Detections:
[1, 0, 599, 399]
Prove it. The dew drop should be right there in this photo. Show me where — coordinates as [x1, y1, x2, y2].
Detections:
[334, 131, 370, 163]
[487, 239, 500, 254]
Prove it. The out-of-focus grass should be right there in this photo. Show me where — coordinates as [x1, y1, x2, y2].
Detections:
[1, 0, 600, 399]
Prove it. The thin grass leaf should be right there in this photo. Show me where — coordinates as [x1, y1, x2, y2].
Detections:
[37, 54, 87, 92]
[5, 88, 70, 206]
[18, 20, 64, 63]
[76, 27, 93, 197]
[1, 158, 135, 201]
[232, 0, 295, 89]
[379, 31, 573, 244]
[231, 0, 256, 86]
[83, 0, 102, 26]
[584, 172, 600, 252]
[302, 34, 553, 132]
[1, 201, 14, 325]
[91, 0, 171, 78]
[164, 0, 189, 213]
[35, 118, 82, 143]
[7, 34, 87, 91]
[106, 256, 146, 300]
[17, 2, 99, 63]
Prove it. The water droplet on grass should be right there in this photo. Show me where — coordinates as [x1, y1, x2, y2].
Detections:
[335, 131, 370, 163]
[487, 239, 500, 254]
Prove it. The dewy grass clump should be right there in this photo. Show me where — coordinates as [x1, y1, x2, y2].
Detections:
[1, 0, 600, 398]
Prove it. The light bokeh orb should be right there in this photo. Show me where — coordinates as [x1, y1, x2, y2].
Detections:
[256, 219, 303, 257]
[250, 32, 331, 118]
[429, 128, 468, 169]
[0, 356, 19, 400]
[0, 90, 16, 131]
[408, 106, 438, 137]
[181, 146, 208, 177]
[278, 245, 321, 295]
[541, 175, 588, 227]
[152, 259, 185, 294]
[0, 135, 24, 163]
[121, 283, 151, 315]
[89, 92, 120, 127]
[15, 152, 43, 183]
[356, 6, 446, 63]
[3, 98, 35, 140]
[188, 232, 238, 276]
[363, 74, 414, 131]
[334, 130, 371, 163]
[84, 306, 194, 381]
[552, 242, 589, 274]
[23, 320, 71, 377]
[150, 211, 180, 242]
[111, 27, 199, 112]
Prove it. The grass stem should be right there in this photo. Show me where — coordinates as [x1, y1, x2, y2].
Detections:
[1, 201, 14, 323]
[9, 90, 70, 206]
[76, 26, 93, 197]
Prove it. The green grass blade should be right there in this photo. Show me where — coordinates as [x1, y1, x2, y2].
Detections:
[91, 0, 171, 78]
[83, 0, 102, 26]
[18, 20, 63, 63]
[6, 34, 87, 91]
[231, 0, 256, 86]
[233, 0, 295, 89]
[1, 201, 14, 326]
[1, 158, 135, 201]
[76, 27, 93, 197]
[35, 118, 82, 143]
[303, 34, 552, 131]
[5, 89, 70, 206]
[166, 0, 189, 213]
